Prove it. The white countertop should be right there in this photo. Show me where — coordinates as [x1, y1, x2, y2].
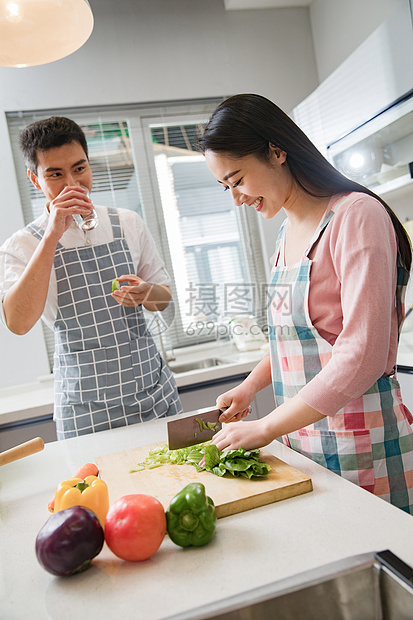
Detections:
[1, 412, 413, 620]
[398, 326, 413, 367]
[1, 333, 410, 428]
[0, 341, 266, 426]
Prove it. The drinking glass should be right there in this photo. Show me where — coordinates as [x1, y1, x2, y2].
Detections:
[73, 186, 99, 231]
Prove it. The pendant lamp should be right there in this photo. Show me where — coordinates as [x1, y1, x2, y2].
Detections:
[0, 0, 94, 68]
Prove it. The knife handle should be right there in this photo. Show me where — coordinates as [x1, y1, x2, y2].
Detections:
[0, 437, 44, 466]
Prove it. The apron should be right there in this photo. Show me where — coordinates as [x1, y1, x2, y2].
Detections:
[27, 208, 182, 440]
[268, 197, 413, 514]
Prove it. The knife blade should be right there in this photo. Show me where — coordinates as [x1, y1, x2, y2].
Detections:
[167, 407, 222, 450]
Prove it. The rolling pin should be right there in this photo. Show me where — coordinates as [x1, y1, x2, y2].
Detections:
[0, 437, 44, 466]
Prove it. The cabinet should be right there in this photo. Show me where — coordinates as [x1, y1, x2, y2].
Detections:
[326, 89, 413, 198]
[178, 374, 275, 420]
[0, 415, 56, 452]
[292, 1, 413, 160]
[325, 89, 413, 372]
[0, 374, 277, 452]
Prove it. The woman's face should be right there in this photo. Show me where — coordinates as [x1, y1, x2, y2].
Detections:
[204, 146, 294, 219]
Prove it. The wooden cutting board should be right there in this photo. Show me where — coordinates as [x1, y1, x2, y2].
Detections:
[96, 442, 312, 518]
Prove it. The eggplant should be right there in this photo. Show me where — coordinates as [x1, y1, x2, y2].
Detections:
[35, 506, 104, 577]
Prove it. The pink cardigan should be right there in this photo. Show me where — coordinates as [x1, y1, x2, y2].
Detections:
[283, 192, 400, 416]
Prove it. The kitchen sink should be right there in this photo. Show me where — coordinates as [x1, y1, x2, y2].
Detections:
[168, 551, 413, 620]
[168, 357, 230, 374]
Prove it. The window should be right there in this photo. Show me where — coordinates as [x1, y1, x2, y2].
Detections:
[7, 100, 268, 370]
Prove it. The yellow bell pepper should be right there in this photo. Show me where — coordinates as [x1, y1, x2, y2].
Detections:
[54, 475, 109, 527]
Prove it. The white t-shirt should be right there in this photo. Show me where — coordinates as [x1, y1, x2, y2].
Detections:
[0, 205, 170, 331]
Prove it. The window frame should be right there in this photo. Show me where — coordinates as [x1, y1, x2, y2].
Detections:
[7, 98, 269, 367]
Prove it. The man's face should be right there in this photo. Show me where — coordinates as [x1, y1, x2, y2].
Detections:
[28, 141, 92, 202]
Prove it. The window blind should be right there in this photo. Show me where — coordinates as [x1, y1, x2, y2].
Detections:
[7, 100, 269, 370]
[8, 112, 145, 370]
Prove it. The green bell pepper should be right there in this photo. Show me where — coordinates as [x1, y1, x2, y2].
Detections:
[166, 483, 217, 548]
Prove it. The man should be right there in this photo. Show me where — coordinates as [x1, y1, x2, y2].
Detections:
[0, 116, 182, 439]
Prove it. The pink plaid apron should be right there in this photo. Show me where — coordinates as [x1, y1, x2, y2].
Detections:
[268, 197, 413, 514]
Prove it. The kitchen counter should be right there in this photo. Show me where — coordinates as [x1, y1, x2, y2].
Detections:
[0, 341, 266, 426]
[398, 325, 413, 368]
[1, 412, 413, 620]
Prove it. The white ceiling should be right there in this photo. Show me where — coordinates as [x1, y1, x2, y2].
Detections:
[224, 0, 313, 9]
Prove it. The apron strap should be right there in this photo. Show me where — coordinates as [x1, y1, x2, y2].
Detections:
[107, 207, 122, 240]
[25, 223, 64, 251]
[27, 208, 123, 250]
[274, 205, 337, 267]
[272, 219, 288, 268]
[304, 209, 335, 258]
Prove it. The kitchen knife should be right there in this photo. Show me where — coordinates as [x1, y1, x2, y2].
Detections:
[167, 407, 222, 450]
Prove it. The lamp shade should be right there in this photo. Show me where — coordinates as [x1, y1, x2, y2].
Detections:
[0, 0, 94, 67]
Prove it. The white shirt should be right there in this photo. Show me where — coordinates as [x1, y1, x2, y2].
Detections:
[0, 205, 170, 331]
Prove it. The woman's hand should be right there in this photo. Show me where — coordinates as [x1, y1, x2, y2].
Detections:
[216, 356, 272, 423]
[213, 395, 326, 452]
[216, 383, 256, 423]
[212, 418, 269, 451]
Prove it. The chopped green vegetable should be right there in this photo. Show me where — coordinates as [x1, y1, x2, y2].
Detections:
[206, 421, 219, 431]
[204, 444, 221, 470]
[195, 418, 207, 432]
[129, 444, 204, 473]
[129, 442, 270, 479]
[195, 418, 219, 433]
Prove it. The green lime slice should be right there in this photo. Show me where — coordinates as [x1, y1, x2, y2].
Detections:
[112, 279, 120, 292]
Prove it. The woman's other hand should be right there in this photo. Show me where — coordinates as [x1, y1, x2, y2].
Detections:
[212, 418, 269, 451]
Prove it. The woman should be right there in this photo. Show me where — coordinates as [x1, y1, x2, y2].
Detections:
[198, 93, 413, 514]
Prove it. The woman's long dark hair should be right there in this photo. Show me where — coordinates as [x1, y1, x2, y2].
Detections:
[198, 94, 412, 272]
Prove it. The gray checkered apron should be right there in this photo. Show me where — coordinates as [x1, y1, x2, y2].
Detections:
[26, 208, 182, 439]
[268, 195, 413, 514]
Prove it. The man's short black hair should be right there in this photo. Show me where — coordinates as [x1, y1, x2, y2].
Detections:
[19, 116, 89, 174]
